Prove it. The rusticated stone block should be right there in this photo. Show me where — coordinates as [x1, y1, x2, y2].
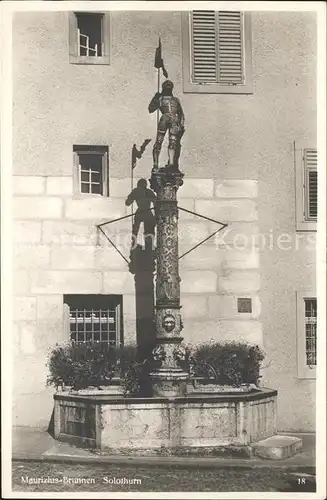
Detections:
[46, 176, 73, 196]
[14, 197, 63, 220]
[182, 319, 263, 347]
[14, 269, 30, 294]
[179, 221, 209, 246]
[180, 270, 217, 294]
[180, 295, 208, 318]
[179, 245, 220, 270]
[195, 199, 257, 222]
[64, 198, 126, 221]
[14, 221, 42, 244]
[218, 320, 263, 346]
[103, 271, 134, 294]
[31, 270, 102, 294]
[37, 295, 63, 320]
[213, 222, 260, 248]
[208, 295, 261, 319]
[110, 178, 133, 198]
[94, 247, 128, 270]
[50, 245, 95, 270]
[215, 180, 258, 199]
[220, 248, 259, 269]
[219, 271, 260, 294]
[14, 244, 50, 269]
[178, 199, 196, 219]
[14, 297, 37, 321]
[19, 322, 37, 355]
[122, 295, 136, 319]
[13, 176, 45, 196]
[179, 179, 214, 199]
[42, 220, 97, 246]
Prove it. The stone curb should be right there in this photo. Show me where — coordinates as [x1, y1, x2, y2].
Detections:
[12, 453, 315, 471]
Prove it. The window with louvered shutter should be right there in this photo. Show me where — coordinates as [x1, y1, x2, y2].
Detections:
[182, 11, 252, 94]
[191, 11, 243, 84]
[304, 149, 317, 221]
[295, 143, 317, 231]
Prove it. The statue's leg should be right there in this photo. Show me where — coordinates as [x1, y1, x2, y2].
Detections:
[153, 131, 165, 169]
[168, 132, 177, 167]
[174, 129, 184, 167]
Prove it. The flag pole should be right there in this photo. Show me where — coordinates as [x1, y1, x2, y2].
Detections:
[131, 149, 134, 235]
[157, 47, 160, 128]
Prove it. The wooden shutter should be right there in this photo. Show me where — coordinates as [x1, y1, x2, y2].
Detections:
[191, 11, 217, 82]
[191, 11, 244, 85]
[217, 11, 243, 83]
[304, 149, 317, 220]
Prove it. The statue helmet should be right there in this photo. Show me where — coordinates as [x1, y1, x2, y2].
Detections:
[162, 79, 174, 90]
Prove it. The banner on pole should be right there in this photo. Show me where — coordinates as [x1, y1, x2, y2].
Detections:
[154, 37, 168, 78]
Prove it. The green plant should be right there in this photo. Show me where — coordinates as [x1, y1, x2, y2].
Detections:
[118, 344, 152, 396]
[189, 341, 265, 387]
[46, 341, 118, 390]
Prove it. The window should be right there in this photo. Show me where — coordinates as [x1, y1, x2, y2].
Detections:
[296, 292, 317, 378]
[69, 12, 110, 65]
[182, 11, 252, 94]
[73, 145, 109, 196]
[64, 295, 123, 346]
[295, 144, 317, 231]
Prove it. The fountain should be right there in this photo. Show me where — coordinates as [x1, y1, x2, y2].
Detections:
[53, 79, 278, 456]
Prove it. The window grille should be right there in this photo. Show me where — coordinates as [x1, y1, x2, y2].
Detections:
[304, 149, 318, 221]
[64, 295, 123, 346]
[80, 155, 103, 195]
[304, 298, 317, 366]
[76, 13, 103, 57]
[191, 11, 244, 85]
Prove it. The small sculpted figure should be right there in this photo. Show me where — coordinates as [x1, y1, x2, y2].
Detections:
[148, 80, 185, 170]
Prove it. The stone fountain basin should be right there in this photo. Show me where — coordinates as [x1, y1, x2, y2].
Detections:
[53, 388, 277, 456]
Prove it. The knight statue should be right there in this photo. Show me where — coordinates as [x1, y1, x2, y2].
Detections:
[148, 80, 185, 170]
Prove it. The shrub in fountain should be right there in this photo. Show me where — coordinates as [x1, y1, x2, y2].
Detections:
[46, 341, 119, 391]
[46, 341, 154, 396]
[188, 341, 265, 391]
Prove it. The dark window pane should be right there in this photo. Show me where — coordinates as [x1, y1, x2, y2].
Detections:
[78, 153, 102, 171]
[91, 183, 102, 195]
[81, 183, 90, 193]
[81, 171, 89, 182]
[305, 298, 317, 317]
[76, 13, 103, 57]
[91, 172, 101, 183]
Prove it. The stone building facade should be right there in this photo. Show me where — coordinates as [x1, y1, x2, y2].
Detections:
[12, 10, 316, 431]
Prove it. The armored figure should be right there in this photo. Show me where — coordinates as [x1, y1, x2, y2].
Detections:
[148, 80, 185, 170]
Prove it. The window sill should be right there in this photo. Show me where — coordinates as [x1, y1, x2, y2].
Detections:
[72, 193, 109, 199]
[183, 81, 253, 94]
[297, 367, 316, 379]
[296, 221, 317, 232]
[69, 55, 110, 65]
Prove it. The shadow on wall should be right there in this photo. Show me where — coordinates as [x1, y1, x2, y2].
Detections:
[125, 179, 157, 360]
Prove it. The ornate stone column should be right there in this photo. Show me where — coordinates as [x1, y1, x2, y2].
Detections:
[150, 168, 188, 397]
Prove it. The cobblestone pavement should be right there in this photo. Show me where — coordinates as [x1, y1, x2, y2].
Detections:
[12, 460, 316, 493]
